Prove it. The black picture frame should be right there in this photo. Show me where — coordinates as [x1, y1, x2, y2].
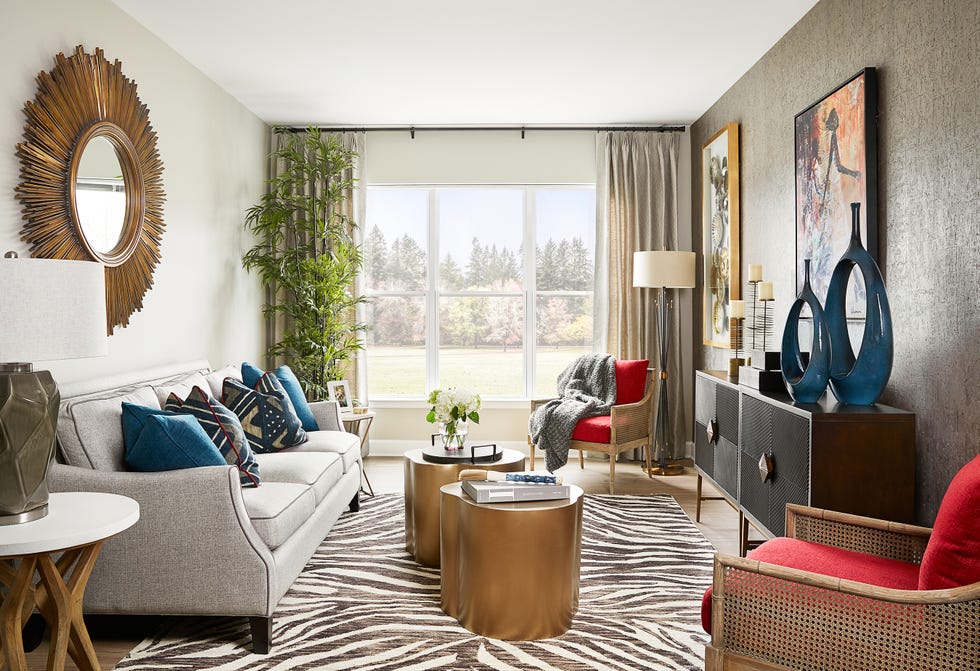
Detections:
[794, 67, 878, 318]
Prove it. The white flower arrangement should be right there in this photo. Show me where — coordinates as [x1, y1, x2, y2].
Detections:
[426, 387, 481, 439]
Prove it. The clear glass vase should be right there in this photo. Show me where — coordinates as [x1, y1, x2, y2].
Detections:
[439, 420, 468, 450]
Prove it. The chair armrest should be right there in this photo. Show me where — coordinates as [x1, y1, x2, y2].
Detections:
[608, 394, 653, 443]
[710, 552, 980, 670]
[309, 400, 343, 431]
[530, 397, 557, 411]
[786, 504, 931, 563]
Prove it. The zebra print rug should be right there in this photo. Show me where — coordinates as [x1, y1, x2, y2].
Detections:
[114, 494, 714, 670]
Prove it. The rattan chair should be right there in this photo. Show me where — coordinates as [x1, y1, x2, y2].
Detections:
[705, 503, 980, 670]
[528, 362, 653, 494]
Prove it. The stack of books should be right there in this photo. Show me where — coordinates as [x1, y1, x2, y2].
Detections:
[462, 479, 570, 503]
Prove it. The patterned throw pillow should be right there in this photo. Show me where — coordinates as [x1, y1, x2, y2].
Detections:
[222, 377, 308, 453]
[241, 362, 319, 431]
[165, 387, 260, 487]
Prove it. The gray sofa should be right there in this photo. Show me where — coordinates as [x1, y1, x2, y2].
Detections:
[48, 360, 362, 653]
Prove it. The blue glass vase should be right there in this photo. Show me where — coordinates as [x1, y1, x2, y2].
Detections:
[780, 259, 831, 403]
[824, 202, 892, 405]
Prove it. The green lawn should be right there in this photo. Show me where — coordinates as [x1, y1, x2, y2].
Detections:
[366, 346, 590, 397]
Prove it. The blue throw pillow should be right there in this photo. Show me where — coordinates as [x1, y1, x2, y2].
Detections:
[121, 402, 169, 448]
[164, 387, 261, 487]
[124, 413, 226, 472]
[241, 362, 319, 431]
[223, 377, 308, 453]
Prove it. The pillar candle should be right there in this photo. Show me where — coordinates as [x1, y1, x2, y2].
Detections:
[758, 281, 774, 301]
[729, 300, 745, 319]
[748, 264, 763, 282]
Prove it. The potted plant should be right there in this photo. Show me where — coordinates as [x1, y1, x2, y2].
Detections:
[243, 127, 366, 400]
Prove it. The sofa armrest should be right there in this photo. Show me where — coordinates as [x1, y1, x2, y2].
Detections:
[47, 463, 276, 616]
[309, 400, 342, 432]
[785, 504, 931, 564]
[708, 552, 980, 670]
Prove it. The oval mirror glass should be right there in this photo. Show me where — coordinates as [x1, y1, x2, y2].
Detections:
[74, 135, 127, 254]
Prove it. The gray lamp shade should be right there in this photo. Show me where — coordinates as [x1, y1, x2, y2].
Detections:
[632, 250, 696, 288]
[0, 257, 108, 362]
[0, 257, 107, 524]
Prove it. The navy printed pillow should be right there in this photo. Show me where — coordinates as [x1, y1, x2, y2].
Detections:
[222, 377, 308, 453]
[165, 386, 260, 487]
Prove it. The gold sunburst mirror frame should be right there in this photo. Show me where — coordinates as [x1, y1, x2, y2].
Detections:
[16, 45, 165, 333]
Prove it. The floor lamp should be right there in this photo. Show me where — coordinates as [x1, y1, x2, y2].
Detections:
[632, 250, 696, 476]
[0, 254, 107, 524]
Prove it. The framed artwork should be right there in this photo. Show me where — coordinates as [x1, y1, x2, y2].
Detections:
[702, 122, 740, 348]
[327, 380, 352, 410]
[795, 67, 877, 318]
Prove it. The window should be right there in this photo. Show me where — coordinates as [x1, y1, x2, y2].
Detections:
[364, 185, 595, 398]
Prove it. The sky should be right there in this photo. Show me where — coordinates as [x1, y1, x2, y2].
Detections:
[365, 187, 595, 266]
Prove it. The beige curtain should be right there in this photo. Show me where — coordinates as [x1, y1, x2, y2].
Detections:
[264, 128, 366, 397]
[595, 130, 686, 459]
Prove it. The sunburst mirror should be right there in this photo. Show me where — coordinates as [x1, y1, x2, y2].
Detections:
[16, 45, 165, 333]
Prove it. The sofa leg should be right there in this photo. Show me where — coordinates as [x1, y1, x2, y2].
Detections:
[349, 491, 360, 512]
[250, 616, 272, 654]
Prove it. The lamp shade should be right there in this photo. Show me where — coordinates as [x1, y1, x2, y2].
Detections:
[632, 251, 696, 289]
[0, 257, 107, 362]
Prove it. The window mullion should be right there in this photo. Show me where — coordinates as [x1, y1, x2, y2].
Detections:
[524, 187, 536, 398]
[427, 189, 439, 391]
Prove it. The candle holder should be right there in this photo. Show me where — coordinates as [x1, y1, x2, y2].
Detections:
[739, 277, 783, 392]
[747, 279, 760, 351]
[728, 316, 745, 379]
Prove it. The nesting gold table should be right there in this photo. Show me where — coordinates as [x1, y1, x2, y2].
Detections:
[439, 481, 584, 640]
[403, 447, 525, 567]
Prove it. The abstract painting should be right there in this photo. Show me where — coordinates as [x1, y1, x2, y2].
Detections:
[702, 122, 740, 348]
[795, 67, 877, 318]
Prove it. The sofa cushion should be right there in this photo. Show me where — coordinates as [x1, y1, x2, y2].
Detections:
[222, 378, 307, 453]
[571, 416, 611, 444]
[285, 429, 361, 473]
[164, 387, 260, 488]
[58, 385, 160, 470]
[615, 359, 649, 404]
[123, 412, 227, 472]
[700, 537, 921, 633]
[205, 364, 242, 400]
[241, 482, 316, 550]
[252, 452, 342, 505]
[919, 453, 980, 590]
[242, 362, 319, 432]
[151, 372, 209, 408]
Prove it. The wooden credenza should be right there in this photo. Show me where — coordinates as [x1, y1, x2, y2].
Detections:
[694, 370, 916, 555]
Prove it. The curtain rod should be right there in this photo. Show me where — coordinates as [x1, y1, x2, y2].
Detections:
[284, 124, 686, 138]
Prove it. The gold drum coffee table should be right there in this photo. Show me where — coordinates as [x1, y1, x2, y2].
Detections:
[439, 481, 584, 640]
[404, 447, 525, 567]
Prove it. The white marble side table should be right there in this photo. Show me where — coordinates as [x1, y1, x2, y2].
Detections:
[0, 492, 139, 671]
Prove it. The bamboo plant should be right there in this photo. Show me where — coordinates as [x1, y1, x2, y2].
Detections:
[243, 127, 366, 400]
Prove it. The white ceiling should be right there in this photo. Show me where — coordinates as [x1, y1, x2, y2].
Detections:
[112, 0, 819, 126]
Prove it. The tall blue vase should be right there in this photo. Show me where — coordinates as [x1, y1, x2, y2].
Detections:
[780, 259, 831, 403]
[824, 202, 892, 405]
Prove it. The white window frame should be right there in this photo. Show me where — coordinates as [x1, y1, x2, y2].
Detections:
[365, 183, 595, 402]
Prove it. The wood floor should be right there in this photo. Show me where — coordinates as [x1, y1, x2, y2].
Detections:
[23, 454, 754, 670]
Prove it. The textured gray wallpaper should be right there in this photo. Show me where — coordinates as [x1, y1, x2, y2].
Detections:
[690, 0, 980, 524]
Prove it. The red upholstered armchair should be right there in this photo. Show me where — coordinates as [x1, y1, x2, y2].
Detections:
[703, 453, 980, 670]
[528, 359, 653, 494]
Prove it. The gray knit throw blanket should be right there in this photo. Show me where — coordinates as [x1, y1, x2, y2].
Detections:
[528, 353, 618, 472]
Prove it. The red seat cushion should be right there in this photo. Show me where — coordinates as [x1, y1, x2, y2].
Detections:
[700, 537, 920, 633]
[571, 415, 611, 444]
[919, 453, 980, 590]
[615, 359, 648, 404]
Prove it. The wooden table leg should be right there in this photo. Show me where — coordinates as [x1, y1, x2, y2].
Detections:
[0, 556, 38, 671]
[33, 543, 103, 671]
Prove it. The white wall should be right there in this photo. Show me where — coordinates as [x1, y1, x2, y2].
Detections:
[0, 0, 268, 386]
[361, 129, 695, 455]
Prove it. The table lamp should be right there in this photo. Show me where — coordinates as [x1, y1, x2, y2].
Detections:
[632, 250, 696, 476]
[0, 254, 107, 524]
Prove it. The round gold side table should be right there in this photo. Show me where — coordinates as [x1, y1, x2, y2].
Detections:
[403, 447, 525, 567]
[439, 481, 584, 640]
